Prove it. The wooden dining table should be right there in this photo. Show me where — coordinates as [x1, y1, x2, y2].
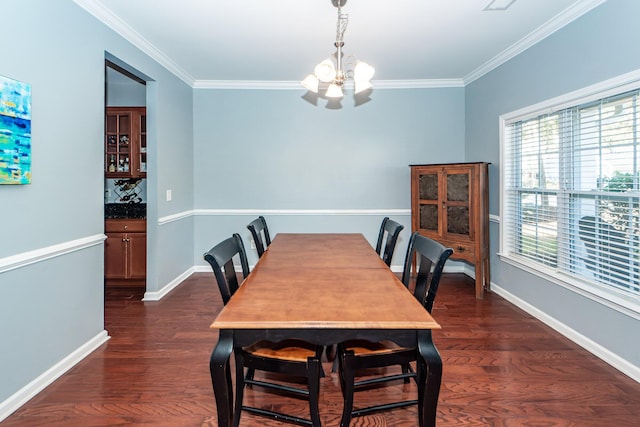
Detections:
[209, 233, 443, 427]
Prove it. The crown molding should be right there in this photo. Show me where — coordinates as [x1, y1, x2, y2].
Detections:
[193, 80, 302, 90]
[75, 0, 606, 90]
[464, 0, 608, 85]
[72, 0, 196, 87]
[364, 79, 465, 89]
[193, 79, 465, 90]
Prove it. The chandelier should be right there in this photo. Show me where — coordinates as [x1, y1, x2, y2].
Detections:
[301, 0, 374, 99]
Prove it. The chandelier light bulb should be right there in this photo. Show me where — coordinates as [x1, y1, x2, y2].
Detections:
[354, 79, 372, 94]
[314, 59, 337, 83]
[301, 74, 320, 93]
[354, 61, 375, 82]
[325, 83, 344, 98]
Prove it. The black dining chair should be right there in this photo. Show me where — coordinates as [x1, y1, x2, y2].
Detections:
[376, 217, 404, 267]
[246, 215, 271, 257]
[204, 233, 324, 427]
[336, 232, 453, 426]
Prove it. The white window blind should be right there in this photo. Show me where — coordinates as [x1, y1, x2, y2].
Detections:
[503, 89, 640, 301]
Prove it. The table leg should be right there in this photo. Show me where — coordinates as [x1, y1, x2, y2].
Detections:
[210, 329, 234, 427]
[417, 330, 442, 427]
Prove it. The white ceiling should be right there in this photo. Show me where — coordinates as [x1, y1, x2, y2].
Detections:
[78, 0, 606, 87]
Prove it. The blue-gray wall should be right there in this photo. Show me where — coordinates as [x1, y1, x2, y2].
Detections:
[1, 0, 639, 420]
[106, 75, 146, 107]
[466, 0, 640, 372]
[193, 88, 465, 266]
[0, 0, 194, 412]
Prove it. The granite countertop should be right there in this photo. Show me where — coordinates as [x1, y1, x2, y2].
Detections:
[105, 203, 147, 219]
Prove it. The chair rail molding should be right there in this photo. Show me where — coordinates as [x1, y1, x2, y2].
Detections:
[159, 208, 411, 225]
[0, 234, 106, 274]
[193, 208, 411, 217]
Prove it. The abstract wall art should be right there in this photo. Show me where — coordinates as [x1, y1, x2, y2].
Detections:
[0, 75, 32, 184]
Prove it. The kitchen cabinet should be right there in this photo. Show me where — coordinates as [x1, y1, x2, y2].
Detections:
[105, 107, 146, 178]
[410, 162, 490, 299]
[105, 218, 146, 285]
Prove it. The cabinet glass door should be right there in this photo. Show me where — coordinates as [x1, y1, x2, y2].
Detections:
[105, 111, 131, 175]
[419, 173, 439, 231]
[445, 172, 470, 235]
[138, 113, 146, 175]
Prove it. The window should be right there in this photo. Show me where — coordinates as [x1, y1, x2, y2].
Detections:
[501, 75, 640, 312]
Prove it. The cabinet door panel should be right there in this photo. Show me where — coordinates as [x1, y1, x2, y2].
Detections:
[128, 233, 147, 279]
[105, 110, 132, 176]
[138, 113, 147, 175]
[105, 233, 126, 279]
[446, 206, 470, 235]
[446, 173, 469, 202]
[444, 170, 471, 238]
[105, 107, 146, 178]
[419, 174, 438, 200]
[420, 205, 439, 231]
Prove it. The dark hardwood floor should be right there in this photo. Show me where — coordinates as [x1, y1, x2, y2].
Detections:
[3, 273, 639, 426]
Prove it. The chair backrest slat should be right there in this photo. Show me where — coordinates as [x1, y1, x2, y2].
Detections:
[247, 216, 271, 257]
[375, 217, 404, 267]
[203, 233, 250, 305]
[401, 232, 453, 313]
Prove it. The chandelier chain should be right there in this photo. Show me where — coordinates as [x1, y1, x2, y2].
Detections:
[335, 12, 348, 46]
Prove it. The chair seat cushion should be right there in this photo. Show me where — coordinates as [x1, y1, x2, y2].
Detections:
[342, 339, 412, 356]
[245, 339, 319, 362]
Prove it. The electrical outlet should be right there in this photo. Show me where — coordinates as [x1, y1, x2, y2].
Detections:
[105, 189, 111, 199]
[250, 239, 256, 250]
[166, 189, 172, 201]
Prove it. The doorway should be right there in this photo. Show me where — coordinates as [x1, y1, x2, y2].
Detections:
[104, 59, 148, 301]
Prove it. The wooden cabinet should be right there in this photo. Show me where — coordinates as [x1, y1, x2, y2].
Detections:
[105, 107, 146, 178]
[410, 162, 490, 299]
[105, 219, 146, 285]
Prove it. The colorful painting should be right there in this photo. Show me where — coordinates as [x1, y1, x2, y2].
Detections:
[0, 75, 32, 184]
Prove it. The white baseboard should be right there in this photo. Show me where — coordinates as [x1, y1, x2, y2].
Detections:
[491, 283, 640, 383]
[458, 264, 639, 382]
[143, 267, 196, 301]
[0, 331, 110, 422]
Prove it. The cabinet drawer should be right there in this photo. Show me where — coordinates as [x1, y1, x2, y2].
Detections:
[450, 242, 475, 261]
[105, 219, 146, 233]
